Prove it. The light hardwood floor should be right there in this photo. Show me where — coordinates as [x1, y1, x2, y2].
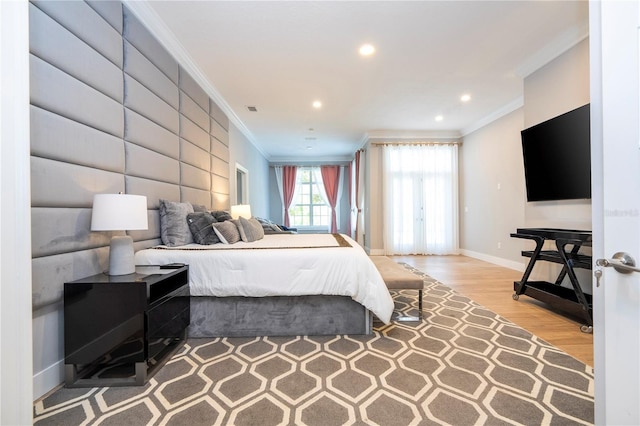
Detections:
[390, 254, 594, 366]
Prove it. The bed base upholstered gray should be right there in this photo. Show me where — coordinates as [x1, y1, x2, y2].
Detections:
[189, 295, 373, 337]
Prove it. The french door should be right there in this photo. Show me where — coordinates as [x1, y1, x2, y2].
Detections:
[382, 144, 458, 255]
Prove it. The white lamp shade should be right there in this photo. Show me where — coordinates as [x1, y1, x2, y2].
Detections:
[230, 204, 252, 220]
[91, 194, 148, 231]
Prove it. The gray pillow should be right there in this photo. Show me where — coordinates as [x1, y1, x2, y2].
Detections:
[187, 212, 220, 245]
[212, 221, 241, 244]
[212, 210, 233, 222]
[192, 204, 208, 213]
[235, 217, 264, 242]
[159, 199, 194, 246]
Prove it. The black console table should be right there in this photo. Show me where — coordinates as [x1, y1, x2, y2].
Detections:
[64, 264, 190, 387]
[510, 228, 593, 333]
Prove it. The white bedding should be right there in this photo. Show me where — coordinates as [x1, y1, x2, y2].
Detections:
[134, 233, 394, 323]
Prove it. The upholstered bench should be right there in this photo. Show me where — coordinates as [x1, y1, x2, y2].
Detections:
[370, 256, 424, 321]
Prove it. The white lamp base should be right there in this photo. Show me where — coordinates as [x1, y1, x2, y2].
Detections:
[109, 235, 135, 275]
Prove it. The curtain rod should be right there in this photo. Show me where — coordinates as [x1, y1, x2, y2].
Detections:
[370, 140, 461, 146]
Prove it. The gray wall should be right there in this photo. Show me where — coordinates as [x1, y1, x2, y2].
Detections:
[268, 166, 351, 233]
[459, 39, 591, 279]
[229, 125, 270, 218]
[29, 0, 253, 399]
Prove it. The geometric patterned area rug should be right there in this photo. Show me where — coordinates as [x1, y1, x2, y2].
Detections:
[34, 263, 594, 425]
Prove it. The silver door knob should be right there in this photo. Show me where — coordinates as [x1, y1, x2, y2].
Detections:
[596, 252, 640, 274]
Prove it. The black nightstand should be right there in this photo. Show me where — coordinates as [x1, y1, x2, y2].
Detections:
[64, 264, 190, 387]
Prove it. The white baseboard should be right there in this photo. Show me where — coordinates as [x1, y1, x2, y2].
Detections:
[33, 359, 64, 401]
[460, 249, 525, 272]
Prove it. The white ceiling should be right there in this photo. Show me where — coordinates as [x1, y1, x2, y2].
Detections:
[139, 1, 589, 162]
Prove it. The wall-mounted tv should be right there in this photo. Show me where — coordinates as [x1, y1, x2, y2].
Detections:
[520, 104, 591, 202]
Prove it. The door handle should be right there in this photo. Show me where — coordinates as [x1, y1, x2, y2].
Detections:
[596, 252, 640, 274]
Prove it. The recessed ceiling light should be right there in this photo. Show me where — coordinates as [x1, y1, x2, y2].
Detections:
[460, 94, 471, 102]
[435, 115, 444, 122]
[359, 44, 375, 56]
[306, 146, 313, 150]
[312, 101, 322, 109]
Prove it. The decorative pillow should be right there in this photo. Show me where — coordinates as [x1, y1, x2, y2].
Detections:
[159, 199, 194, 246]
[212, 210, 233, 222]
[212, 221, 241, 244]
[187, 212, 220, 245]
[255, 217, 281, 232]
[235, 217, 265, 242]
[192, 204, 208, 213]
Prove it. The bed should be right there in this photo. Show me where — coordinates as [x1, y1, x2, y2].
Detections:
[134, 233, 394, 337]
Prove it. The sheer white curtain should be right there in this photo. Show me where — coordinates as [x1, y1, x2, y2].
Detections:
[382, 143, 459, 255]
[273, 166, 299, 225]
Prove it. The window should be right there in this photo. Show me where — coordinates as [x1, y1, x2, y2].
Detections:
[289, 167, 330, 228]
[235, 163, 248, 204]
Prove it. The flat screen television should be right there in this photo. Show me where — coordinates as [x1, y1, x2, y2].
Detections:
[520, 104, 591, 202]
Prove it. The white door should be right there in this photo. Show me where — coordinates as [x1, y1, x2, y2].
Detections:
[591, 1, 640, 424]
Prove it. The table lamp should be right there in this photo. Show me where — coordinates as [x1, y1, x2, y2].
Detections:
[91, 193, 148, 275]
[230, 204, 252, 219]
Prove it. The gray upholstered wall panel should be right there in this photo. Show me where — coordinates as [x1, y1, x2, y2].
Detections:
[212, 192, 230, 210]
[31, 106, 124, 173]
[123, 7, 178, 84]
[133, 239, 162, 252]
[31, 157, 124, 208]
[125, 176, 180, 209]
[124, 41, 179, 109]
[179, 68, 209, 112]
[211, 156, 230, 179]
[212, 174, 230, 196]
[181, 163, 211, 191]
[30, 1, 233, 396]
[180, 91, 209, 131]
[30, 55, 124, 138]
[124, 74, 179, 135]
[180, 116, 209, 150]
[86, 0, 123, 34]
[182, 140, 210, 171]
[128, 211, 160, 242]
[31, 208, 111, 258]
[32, 247, 109, 309]
[211, 137, 230, 162]
[210, 98, 229, 131]
[125, 142, 180, 184]
[124, 108, 179, 159]
[182, 187, 212, 208]
[31, 0, 122, 68]
[211, 119, 229, 146]
[30, 4, 123, 103]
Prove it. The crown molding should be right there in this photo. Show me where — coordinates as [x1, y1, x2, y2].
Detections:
[461, 96, 524, 137]
[516, 22, 589, 79]
[366, 129, 461, 140]
[122, 1, 269, 160]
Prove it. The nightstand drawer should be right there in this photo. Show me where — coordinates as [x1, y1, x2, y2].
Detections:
[147, 286, 190, 339]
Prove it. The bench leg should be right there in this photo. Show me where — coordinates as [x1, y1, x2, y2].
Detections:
[393, 289, 423, 323]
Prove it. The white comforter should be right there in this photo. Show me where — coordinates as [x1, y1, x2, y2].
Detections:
[134, 233, 394, 323]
